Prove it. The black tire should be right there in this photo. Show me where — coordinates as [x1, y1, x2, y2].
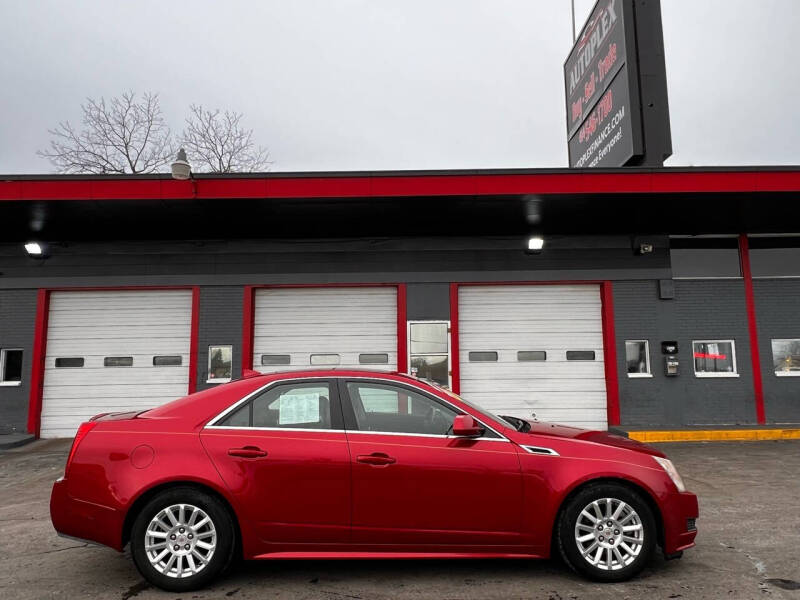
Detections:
[130, 486, 235, 592]
[556, 483, 656, 582]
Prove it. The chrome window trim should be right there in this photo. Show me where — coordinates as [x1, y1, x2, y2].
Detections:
[204, 375, 510, 442]
[521, 445, 560, 456]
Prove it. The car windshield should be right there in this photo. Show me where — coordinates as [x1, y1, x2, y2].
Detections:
[423, 380, 517, 430]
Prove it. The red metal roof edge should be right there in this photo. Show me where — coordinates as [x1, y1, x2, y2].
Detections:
[1, 167, 799, 201]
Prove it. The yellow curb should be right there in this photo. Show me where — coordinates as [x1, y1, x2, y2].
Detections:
[627, 429, 800, 443]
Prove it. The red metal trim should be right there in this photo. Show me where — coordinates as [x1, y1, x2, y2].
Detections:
[242, 286, 255, 372]
[396, 285, 408, 373]
[600, 281, 621, 426]
[739, 235, 767, 424]
[188, 287, 200, 394]
[27, 289, 50, 438]
[3, 170, 800, 202]
[449, 284, 461, 395]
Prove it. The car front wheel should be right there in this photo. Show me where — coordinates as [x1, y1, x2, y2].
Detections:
[557, 483, 656, 582]
[131, 487, 235, 592]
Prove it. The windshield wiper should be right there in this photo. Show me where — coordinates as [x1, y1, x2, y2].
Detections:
[499, 415, 531, 433]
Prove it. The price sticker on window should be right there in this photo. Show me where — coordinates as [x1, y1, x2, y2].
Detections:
[278, 393, 320, 425]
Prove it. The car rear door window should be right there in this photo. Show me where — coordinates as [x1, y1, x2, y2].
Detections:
[216, 381, 337, 430]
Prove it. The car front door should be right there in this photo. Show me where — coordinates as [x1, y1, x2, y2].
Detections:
[200, 378, 351, 547]
[340, 378, 524, 549]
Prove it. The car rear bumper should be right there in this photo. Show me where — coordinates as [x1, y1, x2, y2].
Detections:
[50, 477, 123, 551]
[661, 490, 699, 555]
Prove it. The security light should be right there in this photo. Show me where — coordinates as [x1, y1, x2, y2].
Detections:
[170, 148, 192, 180]
[24, 242, 43, 256]
[527, 236, 544, 252]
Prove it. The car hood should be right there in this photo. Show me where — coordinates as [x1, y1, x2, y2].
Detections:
[520, 421, 666, 457]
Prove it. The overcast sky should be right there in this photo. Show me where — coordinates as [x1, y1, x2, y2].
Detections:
[1, 0, 799, 173]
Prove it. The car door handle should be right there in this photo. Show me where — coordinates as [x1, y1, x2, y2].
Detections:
[356, 452, 396, 466]
[227, 446, 268, 459]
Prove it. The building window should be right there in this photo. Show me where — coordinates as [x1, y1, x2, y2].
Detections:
[468, 351, 498, 362]
[207, 345, 232, 383]
[517, 351, 547, 361]
[153, 355, 182, 366]
[0, 349, 23, 385]
[771, 339, 800, 376]
[310, 354, 340, 366]
[566, 350, 595, 361]
[55, 357, 84, 368]
[261, 354, 291, 366]
[693, 340, 738, 377]
[409, 322, 450, 387]
[359, 353, 389, 365]
[625, 341, 651, 377]
[104, 356, 133, 367]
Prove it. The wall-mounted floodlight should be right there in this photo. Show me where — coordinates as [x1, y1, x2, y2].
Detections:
[24, 241, 44, 256]
[527, 236, 545, 253]
[170, 148, 192, 180]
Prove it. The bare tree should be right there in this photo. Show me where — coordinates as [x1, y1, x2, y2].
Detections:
[38, 91, 173, 174]
[181, 104, 270, 173]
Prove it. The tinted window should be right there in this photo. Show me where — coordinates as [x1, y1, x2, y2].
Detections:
[359, 353, 389, 364]
[153, 355, 182, 366]
[261, 354, 291, 366]
[468, 351, 498, 362]
[517, 351, 546, 361]
[566, 351, 595, 361]
[346, 381, 459, 435]
[218, 382, 332, 429]
[55, 357, 84, 368]
[1, 349, 23, 382]
[104, 356, 133, 367]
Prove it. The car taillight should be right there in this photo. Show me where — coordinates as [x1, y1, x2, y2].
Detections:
[65, 422, 96, 477]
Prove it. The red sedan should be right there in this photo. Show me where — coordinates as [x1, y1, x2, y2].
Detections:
[50, 370, 698, 591]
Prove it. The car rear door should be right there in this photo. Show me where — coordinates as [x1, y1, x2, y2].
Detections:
[340, 378, 524, 549]
[200, 378, 351, 546]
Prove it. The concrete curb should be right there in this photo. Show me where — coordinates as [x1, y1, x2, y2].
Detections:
[627, 429, 800, 443]
[0, 433, 36, 451]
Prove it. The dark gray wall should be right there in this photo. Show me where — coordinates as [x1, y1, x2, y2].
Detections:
[406, 283, 450, 321]
[753, 279, 800, 424]
[0, 236, 670, 288]
[0, 289, 37, 433]
[614, 279, 758, 427]
[196, 286, 243, 391]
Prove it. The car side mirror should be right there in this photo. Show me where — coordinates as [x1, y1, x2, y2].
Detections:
[452, 414, 483, 437]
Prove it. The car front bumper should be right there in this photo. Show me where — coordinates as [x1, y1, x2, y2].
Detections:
[661, 490, 699, 555]
[50, 477, 123, 551]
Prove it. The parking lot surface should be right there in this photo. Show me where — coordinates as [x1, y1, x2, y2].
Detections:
[1, 439, 798, 600]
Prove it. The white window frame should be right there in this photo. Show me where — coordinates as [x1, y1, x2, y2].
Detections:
[207, 345, 233, 384]
[625, 340, 652, 378]
[771, 338, 800, 377]
[692, 339, 739, 378]
[407, 320, 451, 389]
[0, 348, 23, 386]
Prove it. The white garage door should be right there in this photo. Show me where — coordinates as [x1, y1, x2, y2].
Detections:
[458, 285, 607, 430]
[41, 290, 192, 438]
[253, 287, 397, 373]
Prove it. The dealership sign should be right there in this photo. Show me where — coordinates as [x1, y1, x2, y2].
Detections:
[564, 0, 643, 168]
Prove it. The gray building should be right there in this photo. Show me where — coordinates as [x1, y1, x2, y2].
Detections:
[1, 167, 799, 439]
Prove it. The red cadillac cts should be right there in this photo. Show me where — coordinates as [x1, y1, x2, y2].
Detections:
[50, 370, 698, 591]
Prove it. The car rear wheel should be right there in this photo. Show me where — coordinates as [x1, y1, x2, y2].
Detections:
[557, 483, 656, 582]
[131, 487, 235, 592]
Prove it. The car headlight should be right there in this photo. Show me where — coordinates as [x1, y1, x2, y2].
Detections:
[653, 456, 686, 492]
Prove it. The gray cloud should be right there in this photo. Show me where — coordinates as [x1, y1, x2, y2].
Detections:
[0, 0, 798, 173]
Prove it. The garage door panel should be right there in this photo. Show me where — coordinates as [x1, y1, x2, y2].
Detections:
[459, 285, 608, 431]
[254, 287, 398, 374]
[459, 360, 605, 378]
[41, 290, 192, 438]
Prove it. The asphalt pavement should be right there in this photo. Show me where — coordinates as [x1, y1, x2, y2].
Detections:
[1, 438, 798, 599]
